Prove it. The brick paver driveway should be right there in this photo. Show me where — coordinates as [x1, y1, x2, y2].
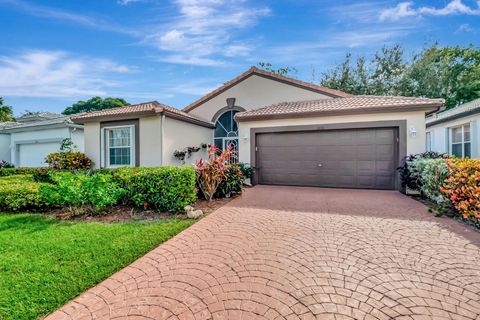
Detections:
[48, 186, 480, 320]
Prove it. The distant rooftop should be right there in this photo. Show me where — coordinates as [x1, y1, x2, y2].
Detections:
[426, 98, 480, 126]
[15, 111, 62, 123]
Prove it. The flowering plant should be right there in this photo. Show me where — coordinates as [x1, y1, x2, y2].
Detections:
[194, 145, 232, 201]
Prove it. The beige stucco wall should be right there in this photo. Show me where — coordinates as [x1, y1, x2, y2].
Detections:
[162, 116, 213, 166]
[238, 111, 428, 165]
[139, 116, 162, 166]
[188, 74, 333, 122]
[84, 122, 101, 169]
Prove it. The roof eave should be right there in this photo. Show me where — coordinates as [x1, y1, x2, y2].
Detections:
[182, 67, 351, 113]
[236, 104, 442, 122]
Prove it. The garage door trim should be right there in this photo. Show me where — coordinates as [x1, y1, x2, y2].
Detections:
[250, 120, 406, 191]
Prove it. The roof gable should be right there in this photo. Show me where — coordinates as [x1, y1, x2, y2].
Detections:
[183, 67, 351, 113]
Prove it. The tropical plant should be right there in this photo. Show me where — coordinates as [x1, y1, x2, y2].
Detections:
[0, 175, 47, 211]
[45, 138, 93, 170]
[215, 164, 244, 198]
[0, 97, 14, 122]
[195, 145, 231, 201]
[441, 158, 480, 226]
[0, 160, 14, 168]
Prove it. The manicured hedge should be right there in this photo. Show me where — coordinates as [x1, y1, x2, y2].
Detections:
[110, 166, 197, 213]
[0, 175, 48, 211]
[0, 168, 46, 177]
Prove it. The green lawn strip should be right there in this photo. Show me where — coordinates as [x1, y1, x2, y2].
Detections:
[0, 213, 194, 320]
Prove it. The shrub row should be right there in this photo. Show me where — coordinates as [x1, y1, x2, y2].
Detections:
[0, 166, 198, 214]
[110, 166, 197, 213]
[403, 155, 480, 227]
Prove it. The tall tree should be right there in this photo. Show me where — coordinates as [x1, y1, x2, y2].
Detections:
[402, 45, 480, 108]
[0, 98, 14, 122]
[62, 97, 129, 115]
[319, 44, 480, 108]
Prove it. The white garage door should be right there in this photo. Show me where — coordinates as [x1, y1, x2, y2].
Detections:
[19, 142, 61, 167]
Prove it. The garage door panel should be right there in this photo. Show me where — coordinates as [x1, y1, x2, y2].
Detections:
[256, 128, 396, 189]
[19, 142, 60, 168]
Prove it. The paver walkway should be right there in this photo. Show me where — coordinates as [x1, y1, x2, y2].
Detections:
[47, 186, 480, 320]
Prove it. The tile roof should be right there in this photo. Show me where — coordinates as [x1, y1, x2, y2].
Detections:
[235, 96, 444, 121]
[0, 116, 77, 132]
[182, 67, 352, 113]
[71, 101, 214, 128]
[426, 98, 480, 125]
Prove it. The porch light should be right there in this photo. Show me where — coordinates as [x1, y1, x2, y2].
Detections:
[409, 126, 417, 137]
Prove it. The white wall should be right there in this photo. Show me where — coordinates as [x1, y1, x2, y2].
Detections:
[0, 134, 10, 162]
[162, 116, 213, 166]
[238, 111, 428, 164]
[188, 74, 332, 122]
[84, 122, 101, 168]
[70, 127, 85, 152]
[427, 113, 480, 158]
[139, 116, 162, 166]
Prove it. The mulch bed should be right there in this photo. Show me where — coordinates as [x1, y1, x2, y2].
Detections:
[46, 195, 238, 223]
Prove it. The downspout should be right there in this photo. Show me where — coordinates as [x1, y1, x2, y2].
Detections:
[160, 113, 165, 166]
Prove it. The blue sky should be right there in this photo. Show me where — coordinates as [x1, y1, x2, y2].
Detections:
[0, 0, 479, 115]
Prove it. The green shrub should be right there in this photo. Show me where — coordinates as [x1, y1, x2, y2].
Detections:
[40, 172, 126, 213]
[112, 166, 197, 213]
[399, 151, 449, 190]
[0, 175, 47, 211]
[32, 168, 55, 183]
[215, 164, 244, 198]
[413, 158, 449, 205]
[238, 163, 253, 180]
[0, 167, 46, 177]
[45, 152, 93, 170]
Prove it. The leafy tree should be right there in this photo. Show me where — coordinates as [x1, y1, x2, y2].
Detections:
[62, 97, 129, 115]
[0, 98, 14, 122]
[257, 62, 298, 77]
[320, 44, 480, 108]
[401, 45, 480, 108]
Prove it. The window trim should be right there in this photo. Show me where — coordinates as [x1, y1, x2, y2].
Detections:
[449, 123, 471, 158]
[101, 125, 136, 168]
[426, 131, 432, 152]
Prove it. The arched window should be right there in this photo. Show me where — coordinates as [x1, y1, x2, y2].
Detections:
[214, 110, 238, 150]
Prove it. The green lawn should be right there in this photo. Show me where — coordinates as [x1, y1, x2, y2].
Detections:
[0, 213, 194, 320]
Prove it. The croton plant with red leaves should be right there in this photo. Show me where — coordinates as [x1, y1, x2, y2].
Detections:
[441, 158, 480, 223]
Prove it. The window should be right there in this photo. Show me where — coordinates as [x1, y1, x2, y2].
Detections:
[214, 110, 238, 150]
[450, 124, 471, 158]
[426, 132, 432, 151]
[104, 126, 135, 167]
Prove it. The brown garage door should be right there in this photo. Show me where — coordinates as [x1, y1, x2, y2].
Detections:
[256, 128, 397, 189]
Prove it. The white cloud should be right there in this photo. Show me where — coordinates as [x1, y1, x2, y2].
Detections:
[380, 0, 480, 21]
[0, 0, 137, 35]
[150, 0, 270, 66]
[117, 0, 145, 5]
[0, 50, 136, 97]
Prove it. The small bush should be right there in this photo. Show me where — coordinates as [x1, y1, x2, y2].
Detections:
[441, 159, 480, 226]
[0, 160, 13, 168]
[399, 151, 449, 190]
[195, 146, 231, 201]
[215, 164, 244, 198]
[0, 175, 46, 211]
[415, 159, 449, 205]
[238, 163, 253, 180]
[45, 152, 93, 170]
[112, 166, 197, 212]
[32, 168, 55, 183]
[40, 172, 126, 213]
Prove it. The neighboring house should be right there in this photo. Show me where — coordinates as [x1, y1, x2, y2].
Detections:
[74, 67, 443, 191]
[426, 98, 480, 158]
[0, 113, 84, 167]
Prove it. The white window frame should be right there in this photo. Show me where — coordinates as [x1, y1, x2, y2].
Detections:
[426, 131, 432, 152]
[449, 123, 471, 158]
[101, 125, 135, 168]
